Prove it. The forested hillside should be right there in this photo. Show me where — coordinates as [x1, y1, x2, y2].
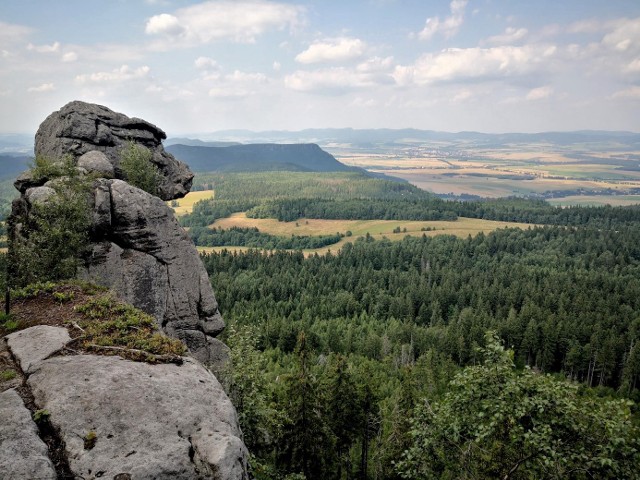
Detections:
[202, 213, 640, 477]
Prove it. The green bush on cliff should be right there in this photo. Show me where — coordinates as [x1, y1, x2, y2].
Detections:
[9, 175, 91, 288]
[28, 154, 76, 182]
[119, 142, 161, 195]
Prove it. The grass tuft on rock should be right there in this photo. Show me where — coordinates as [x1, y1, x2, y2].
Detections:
[76, 294, 186, 361]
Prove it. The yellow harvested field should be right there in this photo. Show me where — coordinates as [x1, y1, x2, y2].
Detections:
[168, 190, 214, 215]
[207, 213, 535, 256]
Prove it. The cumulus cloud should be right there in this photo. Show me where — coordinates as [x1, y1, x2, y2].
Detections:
[145, 13, 185, 36]
[295, 37, 366, 64]
[417, 0, 467, 40]
[75, 65, 151, 84]
[195, 56, 219, 70]
[393, 45, 557, 86]
[27, 83, 55, 93]
[0, 21, 33, 45]
[602, 17, 640, 52]
[27, 42, 60, 53]
[356, 56, 394, 73]
[526, 85, 553, 100]
[145, 1, 304, 48]
[611, 85, 640, 99]
[627, 58, 640, 72]
[486, 27, 528, 45]
[62, 51, 78, 62]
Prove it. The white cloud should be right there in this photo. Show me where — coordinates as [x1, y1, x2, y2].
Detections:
[273, 61, 281, 71]
[0, 21, 33, 45]
[356, 56, 394, 73]
[27, 42, 60, 53]
[452, 89, 472, 103]
[417, 0, 468, 40]
[285, 67, 392, 93]
[627, 58, 640, 72]
[393, 45, 556, 86]
[602, 17, 640, 52]
[62, 51, 78, 62]
[295, 37, 366, 64]
[75, 65, 151, 84]
[145, 13, 185, 36]
[526, 85, 553, 100]
[487, 27, 528, 45]
[611, 86, 640, 99]
[27, 83, 55, 93]
[195, 56, 219, 70]
[568, 19, 604, 34]
[145, 1, 304, 48]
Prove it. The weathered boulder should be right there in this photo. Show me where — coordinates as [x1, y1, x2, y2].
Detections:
[0, 388, 57, 480]
[33, 101, 192, 200]
[5, 325, 249, 479]
[77, 150, 115, 177]
[6, 325, 71, 374]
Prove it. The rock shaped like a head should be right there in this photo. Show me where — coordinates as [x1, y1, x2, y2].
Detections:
[34, 101, 193, 200]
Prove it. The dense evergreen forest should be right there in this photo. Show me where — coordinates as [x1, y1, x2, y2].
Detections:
[204, 223, 640, 478]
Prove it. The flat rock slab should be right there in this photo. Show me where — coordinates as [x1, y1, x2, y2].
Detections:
[28, 354, 248, 479]
[6, 325, 71, 374]
[0, 388, 57, 479]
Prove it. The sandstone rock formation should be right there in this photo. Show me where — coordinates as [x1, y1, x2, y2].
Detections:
[3, 325, 248, 479]
[10, 101, 225, 364]
[4, 102, 249, 478]
[81, 179, 226, 363]
[33, 100, 193, 200]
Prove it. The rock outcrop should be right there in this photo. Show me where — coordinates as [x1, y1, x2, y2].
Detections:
[81, 179, 226, 363]
[33, 100, 193, 201]
[4, 101, 248, 477]
[3, 325, 248, 479]
[10, 101, 225, 364]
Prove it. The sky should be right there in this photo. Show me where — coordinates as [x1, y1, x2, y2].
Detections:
[1, 0, 640, 135]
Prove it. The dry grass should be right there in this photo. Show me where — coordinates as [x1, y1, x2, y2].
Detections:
[168, 190, 214, 215]
[204, 213, 535, 256]
[548, 195, 640, 207]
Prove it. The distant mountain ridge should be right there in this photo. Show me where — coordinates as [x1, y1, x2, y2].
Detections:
[184, 128, 640, 148]
[166, 142, 357, 173]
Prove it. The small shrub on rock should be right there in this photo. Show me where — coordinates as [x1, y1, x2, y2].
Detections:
[119, 142, 161, 195]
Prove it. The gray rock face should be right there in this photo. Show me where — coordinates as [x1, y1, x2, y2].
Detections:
[6, 325, 71, 374]
[0, 388, 57, 480]
[80, 179, 225, 363]
[34, 101, 192, 200]
[28, 355, 249, 479]
[5, 326, 249, 479]
[77, 150, 115, 177]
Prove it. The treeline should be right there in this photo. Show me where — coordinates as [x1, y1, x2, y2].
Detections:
[246, 198, 458, 222]
[189, 226, 342, 250]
